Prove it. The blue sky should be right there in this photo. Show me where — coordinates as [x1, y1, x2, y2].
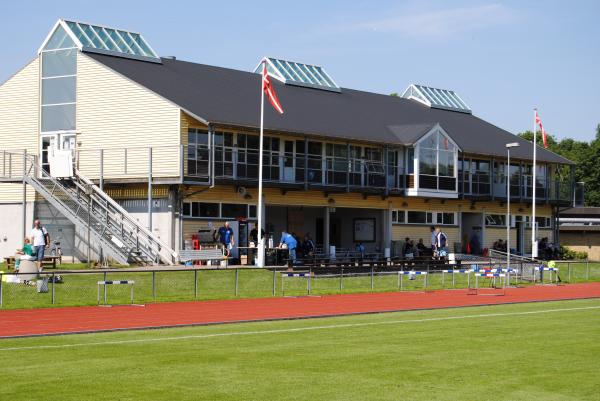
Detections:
[2, 0, 598, 141]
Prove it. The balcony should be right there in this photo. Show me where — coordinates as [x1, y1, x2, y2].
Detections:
[187, 145, 404, 193]
[459, 171, 573, 205]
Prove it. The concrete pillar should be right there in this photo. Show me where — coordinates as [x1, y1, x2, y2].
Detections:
[324, 206, 330, 254]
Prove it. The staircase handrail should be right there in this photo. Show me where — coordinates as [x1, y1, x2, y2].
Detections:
[74, 169, 178, 264]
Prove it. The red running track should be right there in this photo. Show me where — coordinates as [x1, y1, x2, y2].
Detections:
[1, 283, 599, 338]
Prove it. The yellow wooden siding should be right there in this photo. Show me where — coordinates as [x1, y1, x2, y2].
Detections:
[104, 185, 169, 200]
[560, 231, 600, 260]
[0, 57, 39, 202]
[182, 184, 553, 216]
[76, 53, 181, 180]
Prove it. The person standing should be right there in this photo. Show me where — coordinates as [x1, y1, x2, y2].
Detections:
[430, 226, 437, 255]
[279, 231, 297, 265]
[30, 219, 49, 272]
[435, 227, 448, 258]
[217, 222, 235, 256]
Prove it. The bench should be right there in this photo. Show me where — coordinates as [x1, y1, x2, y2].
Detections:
[3, 255, 61, 270]
[179, 248, 228, 267]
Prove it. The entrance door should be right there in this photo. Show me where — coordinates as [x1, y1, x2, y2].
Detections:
[41, 133, 76, 174]
[330, 218, 341, 247]
[41, 134, 57, 173]
[282, 140, 295, 182]
[516, 221, 525, 255]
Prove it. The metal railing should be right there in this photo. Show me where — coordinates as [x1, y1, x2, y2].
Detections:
[0, 151, 178, 265]
[1, 260, 597, 309]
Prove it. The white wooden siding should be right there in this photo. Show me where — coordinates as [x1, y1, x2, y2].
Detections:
[0, 57, 39, 202]
[76, 53, 181, 180]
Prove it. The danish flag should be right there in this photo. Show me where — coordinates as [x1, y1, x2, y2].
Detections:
[263, 64, 284, 114]
[535, 110, 548, 148]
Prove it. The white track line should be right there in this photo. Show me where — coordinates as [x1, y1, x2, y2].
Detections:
[1, 305, 598, 352]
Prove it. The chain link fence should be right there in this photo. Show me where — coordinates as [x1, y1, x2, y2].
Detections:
[1, 261, 598, 309]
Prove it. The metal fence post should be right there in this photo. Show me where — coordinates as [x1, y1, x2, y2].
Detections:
[340, 267, 343, 293]
[235, 269, 239, 296]
[272, 269, 276, 296]
[152, 271, 156, 301]
[371, 266, 374, 291]
[568, 262, 571, 283]
[51, 272, 55, 304]
[586, 260, 590, 280]
[308, 268, 312, 295]
[194, 269, 198, 299]
[0, 273, 3, 308]
[103, 272, 107, 304]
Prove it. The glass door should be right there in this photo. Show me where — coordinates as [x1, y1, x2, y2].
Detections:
[41, 134, 57, 173]
[282, 140, 295, 182]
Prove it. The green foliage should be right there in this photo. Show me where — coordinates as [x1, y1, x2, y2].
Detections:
[389, 92, 399, 97]
[519, 124, 600, 206]
[559, 245, 588, 260]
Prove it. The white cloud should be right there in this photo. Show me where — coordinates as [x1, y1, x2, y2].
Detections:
[352, 3, 515, 38]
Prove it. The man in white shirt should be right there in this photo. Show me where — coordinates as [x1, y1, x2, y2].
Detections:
[30, 219, 50, 271]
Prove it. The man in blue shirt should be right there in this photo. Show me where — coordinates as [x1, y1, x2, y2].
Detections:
[279, 231, 297, 265]
[217, 222, 235, 255]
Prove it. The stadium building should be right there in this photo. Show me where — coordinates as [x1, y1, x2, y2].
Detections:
[0, 19, 575, 264]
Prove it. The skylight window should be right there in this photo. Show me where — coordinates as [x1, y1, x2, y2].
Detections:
[402, 84, 471, 114]
[39, 19, 160, 63]
[254, 57, 340, 92]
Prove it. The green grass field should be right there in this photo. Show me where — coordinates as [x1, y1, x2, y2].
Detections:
[1, 262, 599, 309]
[1, 299, 599, 401]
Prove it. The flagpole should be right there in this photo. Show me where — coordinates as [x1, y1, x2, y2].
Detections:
[257, 60, 266, 267]
[531, 109, 538, 258]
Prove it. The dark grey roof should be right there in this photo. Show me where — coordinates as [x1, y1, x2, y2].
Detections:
[561, 207, 600, 216]
[387, 123, 438, 146]
[86, 53, 572, 165]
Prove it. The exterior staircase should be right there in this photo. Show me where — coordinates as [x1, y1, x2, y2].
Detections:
[2, 152, 178, 265]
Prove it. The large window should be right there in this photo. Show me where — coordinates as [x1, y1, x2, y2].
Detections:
[393, 210, 456, 225]
[407, 211, 433, 224]
[415, 129, 457, 191]
[187, 129, 209, 177]
[183, 202, 256, 219]
[41, 26, 77, 133]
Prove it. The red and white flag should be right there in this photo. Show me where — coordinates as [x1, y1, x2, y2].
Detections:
[535, 110, 548, 148]
[263, 64, 284, 114]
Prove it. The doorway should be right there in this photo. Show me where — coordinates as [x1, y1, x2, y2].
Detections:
[40, 133, 76, 173]
[516, 221, 525, 255]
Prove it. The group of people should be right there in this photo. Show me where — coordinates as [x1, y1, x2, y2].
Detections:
[212, 221, 315, 265]
[401, 226, 449, 258]
[14, 219, 50, 272]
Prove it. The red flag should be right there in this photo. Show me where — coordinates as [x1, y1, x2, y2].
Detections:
[263, 64, 284, 114]
[535, 110, 548, 148]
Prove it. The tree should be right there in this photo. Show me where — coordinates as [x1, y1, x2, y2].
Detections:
[518, 124, 600, 206]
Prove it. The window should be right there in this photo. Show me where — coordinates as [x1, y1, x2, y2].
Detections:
[415, 128, 457, 191]
[221, 203, 248, 219]
[392, 210, 405, 223]
[535, 216, 551, 228]
[182, 202, 256, 219]
[41, 34, 77, 133]
[436, 212, 455, 225]
[407, 211, 433, 224]
[485, 214, 508, 227]
[187, 129, 209, 177]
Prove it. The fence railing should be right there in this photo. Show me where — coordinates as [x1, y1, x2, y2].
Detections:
[1, 260, 597, 309]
